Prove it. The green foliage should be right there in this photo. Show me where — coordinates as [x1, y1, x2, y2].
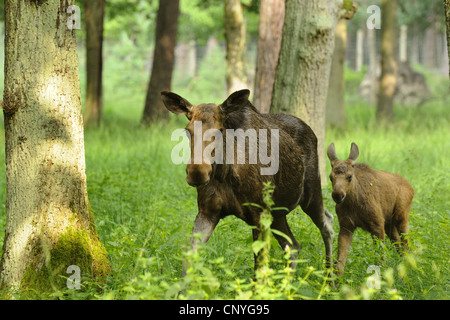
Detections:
[179, 0, 224, 44]
[104, 0, 158, 44]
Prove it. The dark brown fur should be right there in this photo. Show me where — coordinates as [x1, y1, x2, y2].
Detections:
[162, 89, 334, 273]
[327, 142, 414, 276]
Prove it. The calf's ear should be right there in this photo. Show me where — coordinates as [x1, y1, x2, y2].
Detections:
[161, 91, 193, 116]
[348, 142, 359, 165]
[220, 89, 250, 114]
[327, 143, 339, 165]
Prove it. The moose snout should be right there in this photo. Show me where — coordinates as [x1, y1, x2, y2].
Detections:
[332, 185, 346, 204]
[186, 164, 212, 187]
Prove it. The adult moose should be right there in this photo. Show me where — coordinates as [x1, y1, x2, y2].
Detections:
[162, 89, 334, 272]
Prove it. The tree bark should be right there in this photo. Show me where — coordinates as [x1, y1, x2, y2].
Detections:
[423, 15, 438, 70]
[326, 19, 348, 128]
[410, 25, 420, 65]
[445, 0, 450, 78]
[271, 0, 342, 187]
[142, 0, 180, 123]
[356, 29, 364, 71]
[0, 0, 110, 293]
[84, 0, 105, 127]
[367, 27, 378, 104]
[326, 2, 357, 128]
[224, 0, 247, 96]
[399, 25, 407, 63]
[376, 0, 398, 122]
[253, 0, 285, 113]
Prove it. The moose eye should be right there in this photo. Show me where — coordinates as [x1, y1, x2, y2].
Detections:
[347, 175, 352, 182]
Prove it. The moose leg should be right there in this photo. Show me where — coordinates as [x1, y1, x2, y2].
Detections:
[191, 212, 220, 248]
[370, 221, 387, 263]
[252, 228, 261, 272]
[397, 220, 410, 253]
[336, 228, 354, 277]
[388, 226, 403, 252]
[271, 215, 301, 269]
[301, 198, 334, 269]
[183, 212, 220, 276]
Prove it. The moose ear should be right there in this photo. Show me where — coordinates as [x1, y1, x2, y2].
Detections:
[348, 142, 359, 165]
[161, 91, 193, 116]
[220, 89, 250, 114]
[327, 143, 339, 165]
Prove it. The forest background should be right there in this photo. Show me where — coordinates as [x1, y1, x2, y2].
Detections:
[0, 0, 448, 300]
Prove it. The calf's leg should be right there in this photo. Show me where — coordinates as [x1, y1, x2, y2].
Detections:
[336, 228, 354, 276]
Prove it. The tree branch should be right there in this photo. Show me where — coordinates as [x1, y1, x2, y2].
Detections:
[340, 0, 358, 20]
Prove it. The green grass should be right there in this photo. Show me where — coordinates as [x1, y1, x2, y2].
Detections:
[0, 40, 448, 300]
[76, 98, 448, 300]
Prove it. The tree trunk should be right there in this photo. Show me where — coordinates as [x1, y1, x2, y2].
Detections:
[424, 15, 438, 70]
[326, 19, 348, 128]
[84, 0, 105, 127]
[271, 0, 342, 187]
[0, 0, 110, 293]
[224, 0, 247, 95]
[356, 29, 364, 71]
[399, 25, 407, 63]
[445, 0, 450, 78]
[253, 0, 285, 113]
[142, 0, 180, 123]
[410, 25, 420, 65]
[367, 27, 378, 104]
[376, 0, 398, 122]
[176, 40, 197, 79]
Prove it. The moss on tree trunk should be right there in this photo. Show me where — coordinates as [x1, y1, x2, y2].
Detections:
[0, 0, 111, 295]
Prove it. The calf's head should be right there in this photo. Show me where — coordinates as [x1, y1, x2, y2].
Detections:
[161, 89, 250, 187]
[327, 142, 360, 204]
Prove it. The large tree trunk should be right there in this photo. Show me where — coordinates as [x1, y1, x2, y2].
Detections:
[376, 0, 398, 122]
[271, 0, 342, 186]
[253, 0, 285, 113]
[142, 0, 180, 123]
[326, 19, 348, 128]
[224, 0, 247, 95]
[326, 3, 357, 126]
[84, 0, 105, 127]
[423, 15, 438, 70]
[445, 0, 450, 78]
[0, 0, 110, 293]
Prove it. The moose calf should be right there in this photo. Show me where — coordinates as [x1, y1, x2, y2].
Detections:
[327, 142, 414, 276]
